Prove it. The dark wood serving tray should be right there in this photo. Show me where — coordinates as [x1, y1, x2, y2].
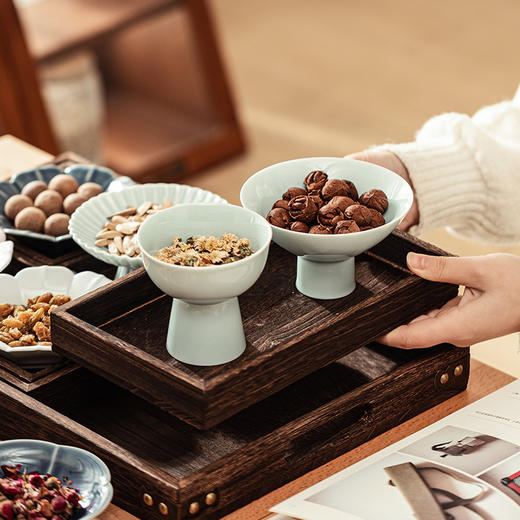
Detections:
[51, 231, 458, 429]
[0, 342, 470, 520]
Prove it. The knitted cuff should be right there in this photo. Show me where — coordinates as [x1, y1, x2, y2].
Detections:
[375, 141, 486, 236]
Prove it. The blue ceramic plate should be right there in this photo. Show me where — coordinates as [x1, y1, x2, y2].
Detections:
[0, 164, 116, 243]
[0, 439, 113, 519]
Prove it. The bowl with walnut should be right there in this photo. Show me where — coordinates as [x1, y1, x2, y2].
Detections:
[240, 157, 413, 299]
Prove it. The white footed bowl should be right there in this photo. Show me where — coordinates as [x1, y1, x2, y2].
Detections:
[138, 204, 272, 366]
[0, 266, 111, 366]
[240, 157, 413, 299]
[69, 183, 227, 278]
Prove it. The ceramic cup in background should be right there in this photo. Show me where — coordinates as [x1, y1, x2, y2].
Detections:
[138, 203, 272, 366]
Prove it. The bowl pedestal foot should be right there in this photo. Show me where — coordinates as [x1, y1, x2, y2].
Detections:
[166, 297, 246, 366]
[296, 256, 356, 299]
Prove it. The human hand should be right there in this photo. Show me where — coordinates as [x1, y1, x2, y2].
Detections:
[346, 150, 419, 231]
[379, 252, 520, 348]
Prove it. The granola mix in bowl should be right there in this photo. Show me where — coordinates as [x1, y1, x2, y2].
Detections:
[155, 234, 253, 267]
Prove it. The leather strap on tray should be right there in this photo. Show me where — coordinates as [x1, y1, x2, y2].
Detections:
[384, 462, 447, 520]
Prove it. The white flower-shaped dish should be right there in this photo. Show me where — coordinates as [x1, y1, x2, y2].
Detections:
[69, 183, 227, 278]
[0, 229, 13, 272]
[0, 266, 111, 367]
[0, 164, 122, 243]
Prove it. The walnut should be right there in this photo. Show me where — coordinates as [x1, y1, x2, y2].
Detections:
[321, 179, 358, 201]
[309, 194, 324, 210]
[327, 196, 356, 212]
[309, 224, 332, 234]
[271, 199, 290, 211]
[334, 220, 361, 234]
[304, 170, 328, 194]
[267, 208, 291, 228]
[288, 196, 318, 223]
[359, 189, 388, 213]
[317, 203, 344, 227]
[290, 221, 310, 233]
[368, 208, 385, 228]
[344, 204, 372, 227]
[282, 187, 307, 201]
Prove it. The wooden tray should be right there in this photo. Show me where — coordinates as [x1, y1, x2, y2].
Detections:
[6, 238, 117, 278]
[0, 355, 92, 408]
[51, 231, 458, 429]
[0, 342, 470, 520]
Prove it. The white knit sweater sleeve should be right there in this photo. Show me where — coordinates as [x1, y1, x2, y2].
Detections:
[379, 85, 520, 244]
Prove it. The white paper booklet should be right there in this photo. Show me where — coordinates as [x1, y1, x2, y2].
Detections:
[271, 379, 520, 520]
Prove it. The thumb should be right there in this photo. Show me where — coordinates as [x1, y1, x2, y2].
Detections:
[407, 252, 486, 289]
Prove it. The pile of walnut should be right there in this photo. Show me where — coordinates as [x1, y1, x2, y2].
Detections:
[0, 293, 70, 348]
[95, 200, 173, 257]
[266, 171, 388, 234]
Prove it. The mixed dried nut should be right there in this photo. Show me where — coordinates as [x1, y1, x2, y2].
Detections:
[155, 234, 253, 266]
[95, 200, 173, 257]
[0, 293, 70, 348]
[0, 464, 82, 519]
[266, 171, 388, 234]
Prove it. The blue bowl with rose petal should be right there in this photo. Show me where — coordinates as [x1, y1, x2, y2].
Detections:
[0, 439, 113, 519]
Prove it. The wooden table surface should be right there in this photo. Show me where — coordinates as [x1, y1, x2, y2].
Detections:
[0, 135, 516, 519]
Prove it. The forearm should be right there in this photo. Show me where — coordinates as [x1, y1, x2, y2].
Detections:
[378, 94, 520, 244]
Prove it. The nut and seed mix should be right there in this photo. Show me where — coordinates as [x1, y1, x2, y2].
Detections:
[0, 293, 71, 348]
[95, 199, 174, 257]
[155, 234, 253, 267]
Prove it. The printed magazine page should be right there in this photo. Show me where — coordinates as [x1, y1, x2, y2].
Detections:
[271, 379, 520, 520]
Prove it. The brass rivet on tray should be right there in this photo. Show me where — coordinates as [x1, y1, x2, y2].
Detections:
[143, 493, 153, 506]
[440, 373, 449, 384]
[205, 492, 217, 506]
[454, 364, 464, 376]
[159, 502, 169, 515]
[188, 501, 200, 515]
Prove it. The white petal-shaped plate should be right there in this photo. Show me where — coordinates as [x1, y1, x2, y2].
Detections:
[0, 239, 13, 272]
[0, 266, 111, 367]
[69, 183, 227, 270]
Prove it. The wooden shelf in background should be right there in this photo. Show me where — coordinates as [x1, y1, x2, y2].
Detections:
[2, 0, 244, 181]
[19, 0, 177, 63]
[103, 88, 239, 181]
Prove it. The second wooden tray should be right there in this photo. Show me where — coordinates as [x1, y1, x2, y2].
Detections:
[51, 231, 458, 429]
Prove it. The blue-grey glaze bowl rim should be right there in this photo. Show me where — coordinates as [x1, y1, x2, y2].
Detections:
[0, 164, 116, 243]
[0, 439, 113, 519]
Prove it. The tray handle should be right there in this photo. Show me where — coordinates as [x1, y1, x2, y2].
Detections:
[284, 403, 372, 464]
